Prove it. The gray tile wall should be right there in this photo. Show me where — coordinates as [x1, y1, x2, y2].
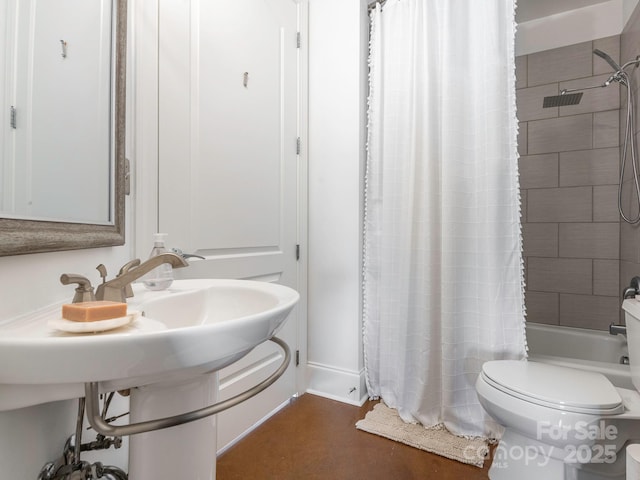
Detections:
[517, 36, 622, 330]
[620, 2, 640, 319]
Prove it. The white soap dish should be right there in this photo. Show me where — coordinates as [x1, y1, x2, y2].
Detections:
[48, 310, 141, 333]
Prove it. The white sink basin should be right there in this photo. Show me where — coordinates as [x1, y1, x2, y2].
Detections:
[0, 279, 299, 411]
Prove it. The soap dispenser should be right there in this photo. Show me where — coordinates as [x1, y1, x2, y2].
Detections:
[142, 233, 174, 290]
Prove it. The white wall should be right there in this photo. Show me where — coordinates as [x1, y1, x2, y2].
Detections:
[306, 0, 368, 405]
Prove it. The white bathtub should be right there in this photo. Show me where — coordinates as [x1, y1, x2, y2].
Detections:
[526, 322, 633, 389]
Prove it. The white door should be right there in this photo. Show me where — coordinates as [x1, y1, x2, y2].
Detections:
[4, 0, 112, 222]
[157, 0, 301, 451]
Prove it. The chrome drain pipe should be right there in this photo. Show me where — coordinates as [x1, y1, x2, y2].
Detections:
[37, 396, 127, 479]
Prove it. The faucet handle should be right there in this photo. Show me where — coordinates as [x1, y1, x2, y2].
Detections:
[117, 259, 141, 298]
[60, 274, 96, 304]
[96, 264, 108, 283]
[118, 259, 141, 275]
[623, 276, 640, 299]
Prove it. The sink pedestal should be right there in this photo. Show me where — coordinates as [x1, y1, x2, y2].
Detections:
[128, 373, 218, 479]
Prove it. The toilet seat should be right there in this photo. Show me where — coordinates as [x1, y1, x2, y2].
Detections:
[481, 360, 624, 415]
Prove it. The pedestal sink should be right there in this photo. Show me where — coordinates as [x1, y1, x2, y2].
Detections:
[0, 279, 299, 479]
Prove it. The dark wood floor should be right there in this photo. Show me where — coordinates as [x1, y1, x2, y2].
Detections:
[217, 393, 492, 479]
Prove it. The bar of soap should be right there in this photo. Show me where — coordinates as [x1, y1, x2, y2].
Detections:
[61, 301, 128, 322]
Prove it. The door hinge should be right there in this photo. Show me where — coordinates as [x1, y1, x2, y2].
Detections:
[295, 349, 300, 366]
[10, 106, 16, 129]
[295, 244, 300, 261]
[296, 32, 301, 49]
[124, 158, 131, 195]
[296, 137, 301, 155]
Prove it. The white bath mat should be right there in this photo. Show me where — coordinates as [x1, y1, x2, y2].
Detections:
[355, 403, 489, 467]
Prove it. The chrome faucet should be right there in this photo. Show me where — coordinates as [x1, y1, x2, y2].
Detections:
[609, 323, 627, 337]
[95, 253, 189, 302]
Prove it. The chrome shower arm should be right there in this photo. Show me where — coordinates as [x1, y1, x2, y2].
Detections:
[560, 67, 632, 95]
[560, 82, 609, 95]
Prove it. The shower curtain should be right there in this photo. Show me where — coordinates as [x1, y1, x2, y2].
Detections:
[363, 0, 526, 438]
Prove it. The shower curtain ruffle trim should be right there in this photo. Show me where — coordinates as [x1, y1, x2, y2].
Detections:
[362, 1, 382, 398]
[511, 0, 529, 357]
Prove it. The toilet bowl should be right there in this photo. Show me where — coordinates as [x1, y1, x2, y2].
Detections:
[476, 298, 640, 480]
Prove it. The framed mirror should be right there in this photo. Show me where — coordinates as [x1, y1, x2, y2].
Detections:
[0, 0, 126, 256]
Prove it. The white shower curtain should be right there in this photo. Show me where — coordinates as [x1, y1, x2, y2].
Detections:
[363, 0, 526, 438]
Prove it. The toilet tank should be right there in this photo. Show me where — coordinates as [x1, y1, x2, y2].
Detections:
[622, 298, 640, 391]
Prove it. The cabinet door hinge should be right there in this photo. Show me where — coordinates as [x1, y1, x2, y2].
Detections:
[296, 32, 301, 49]
[295, 244, 300, 261]
[295, 349, 300, 366]
[10, 106, 16, 129]
[296, 137, 301, 155]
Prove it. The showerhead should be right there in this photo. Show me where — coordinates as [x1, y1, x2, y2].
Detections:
[542, 91, 583, 108]
[593, 48, 622, 72]
[539, 49, 629, 108]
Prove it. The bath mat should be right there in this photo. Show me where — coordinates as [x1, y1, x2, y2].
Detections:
[355, 403, 488, 467]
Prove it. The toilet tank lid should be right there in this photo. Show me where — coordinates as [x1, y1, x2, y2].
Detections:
[481, 360, 624, 414]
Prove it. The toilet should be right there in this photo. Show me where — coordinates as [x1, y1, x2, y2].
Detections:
[475, 298, 640, 480]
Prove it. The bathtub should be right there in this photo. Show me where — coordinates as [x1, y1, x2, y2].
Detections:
[526, 322, 633, 389]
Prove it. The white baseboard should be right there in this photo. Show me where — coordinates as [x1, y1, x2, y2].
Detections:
[306, 362, 368, 406]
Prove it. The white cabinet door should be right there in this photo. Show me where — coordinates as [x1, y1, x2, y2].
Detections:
[158, 0, 300, 451]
